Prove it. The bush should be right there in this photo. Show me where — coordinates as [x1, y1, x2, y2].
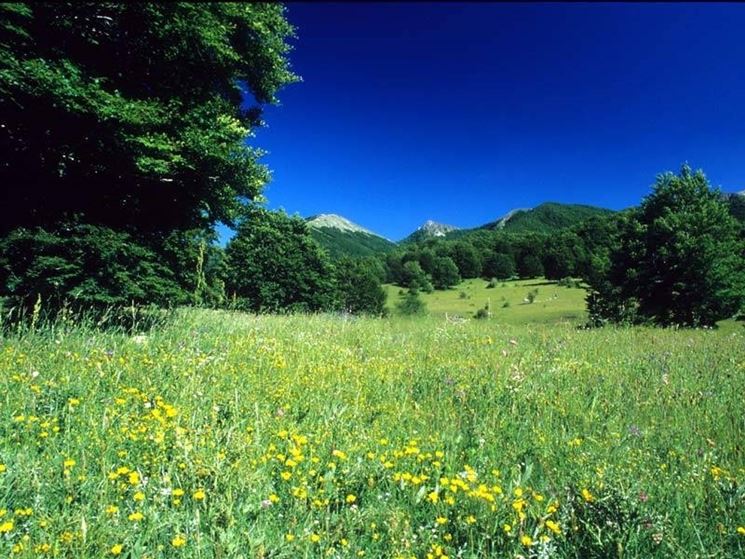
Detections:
[396, 287, 427, 316]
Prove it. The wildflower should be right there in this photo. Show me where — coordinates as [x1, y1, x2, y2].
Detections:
[128, 471, 139, 485]
[581, 488, 594, 503]
[503, 524, 512, 533]
[545, 520, 561, 535]
[436, 516, 448, 525]
[285, 534, 295, 542]
[737, 526, 745, 536]
[346, 494, 357, 504]
[172, 534, 187, 548]
[466, 515, 476, 524]
[128, 511, 144, 521]
[520, 534, 533, 546]
[0, 464, 6, 474]
[110, 544, 123, 555]
[309, 533, 321, 543]
[105, 505, 119, 515]
[193, 489, 205, 501]
[0, 520, 14, 533]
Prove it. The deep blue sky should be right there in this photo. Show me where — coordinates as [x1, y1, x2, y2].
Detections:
[221, 2, 745, 243]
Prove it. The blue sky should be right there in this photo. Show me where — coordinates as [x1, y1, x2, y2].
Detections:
[221, 2, 745, 243]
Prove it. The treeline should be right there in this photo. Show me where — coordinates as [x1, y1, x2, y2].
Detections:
[380, 215, 621, 291]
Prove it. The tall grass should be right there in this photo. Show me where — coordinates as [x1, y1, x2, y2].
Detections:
[0, 309, 742, 557]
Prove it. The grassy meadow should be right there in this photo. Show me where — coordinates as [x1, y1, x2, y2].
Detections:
[384, 278, 589, 324]
[0, 300, 743, 558]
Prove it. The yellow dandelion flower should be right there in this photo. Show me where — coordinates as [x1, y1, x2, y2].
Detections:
[521, 534, 533, 546]
[345, 494, 357, 504]
[309, 533, 321, 543]
[110, 544, 123, 555]
[0, 520, 14, 533]
[285, 534, 295, 542]
[133, 491, 145, 502]
[172, 534, 187, 548]
[128, 511, 144, 522]
[193, 489, 205, 501]
[545, 520, 561, 535]
[581, 488, 594, 503]
[435, 516, 448, 525]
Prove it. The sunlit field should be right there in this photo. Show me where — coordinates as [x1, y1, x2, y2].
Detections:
[1, 308, 743, 558]
[384, 278, 589, 324]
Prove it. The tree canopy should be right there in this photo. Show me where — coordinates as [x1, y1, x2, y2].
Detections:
[0, 2, 298, 236]
[586, 165, 745, 327]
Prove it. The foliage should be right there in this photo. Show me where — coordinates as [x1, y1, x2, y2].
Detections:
[0, 222, 185, 310]
[430, 256, 461, 290]
[482, 252, 515, 280]
[335, 257, 387, 316]
[0, 2, 298, 236]
[224, 207, 336, 313]
[308, 227, 395, 259]
[400, 260, 433, 293]
[396, 287, 427, 315]
[517, 253, 544, 279]
[586, 165, 745, 327]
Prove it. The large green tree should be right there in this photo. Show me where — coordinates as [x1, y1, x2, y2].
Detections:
[587, 165, 745, 327]
[0, 2, 297, 236]
[224, 208, 336, 313]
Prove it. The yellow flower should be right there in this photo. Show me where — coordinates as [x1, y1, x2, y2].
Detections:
[436, 516, 448, 525]
[110, 544, 123, 555]
[269, 494, 280, 504]
[0, 520, 14, 533]
[105, 505, 119, 515]
[172, 534, 187, 548]
[345, 494, 357, 504]
[503, 524, 512, 533]
[521, 534, 533, 546]
[738, 526, 745, 536]
[128, 511, 144, 522]
[0, 464, 7, 474]
[466, 515, 476, 524]
[280, 471, 292, 481]
[172, 488, 185, 497]
[133, 491, 145, 502]
[581, 488, 595, 503]
[193, 489, 206, 501]
[285, 534, 295, 542]
[309, 533, 321, 543]
[128, 472, 139, 485]
[545, 520, 561, 535]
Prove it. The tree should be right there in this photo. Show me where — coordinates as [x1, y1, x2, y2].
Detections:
[587, 165, 745, 327]
[482, 252, 515, 280]
[335, 257, 387, 316]
[450, 242, 482, 278]
[225, 208, 336, 313]
[0, 3, 298, 236]
[400, 261, 433, 292]
[430, 256, 461, 290]
[0, 222, 185, 309]
[517, 253, 544, 279]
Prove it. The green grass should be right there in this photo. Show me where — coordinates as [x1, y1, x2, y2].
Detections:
[0, 308, 743, 558]
[385, 278, 589, 324]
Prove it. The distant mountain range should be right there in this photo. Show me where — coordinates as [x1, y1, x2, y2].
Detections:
[307, 193, 745, 259]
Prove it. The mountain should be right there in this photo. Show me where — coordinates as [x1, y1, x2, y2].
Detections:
[480, 202, 615, 233]
[306, 214, 395, 259]
[401, 220, 460, 244]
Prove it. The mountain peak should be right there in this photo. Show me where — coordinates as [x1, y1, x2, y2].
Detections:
[417, 220, 458, 237]
[306, 213, 378, 236]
